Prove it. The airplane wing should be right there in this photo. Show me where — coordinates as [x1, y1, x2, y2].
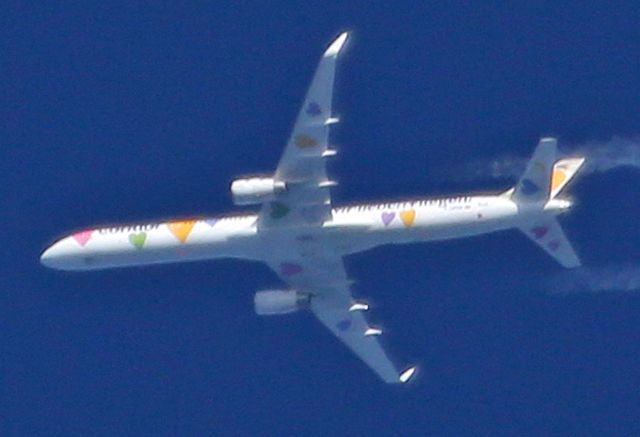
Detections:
[257, 33, 347, 229]
[266, 253, 416, 384]
[259, 33, 415, 383]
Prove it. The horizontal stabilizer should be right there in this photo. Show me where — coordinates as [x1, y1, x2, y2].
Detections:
[519, 218, 581, 268]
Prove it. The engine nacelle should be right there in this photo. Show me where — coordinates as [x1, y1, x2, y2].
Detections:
[254, 290, 310, 316]
[230, 177, 285, 206]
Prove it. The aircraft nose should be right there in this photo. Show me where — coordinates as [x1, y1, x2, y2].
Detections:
[40, 239, 80, 270]
[40, 241, 65, 269]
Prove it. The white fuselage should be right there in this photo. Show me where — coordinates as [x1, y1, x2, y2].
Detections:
[40, 194, 568, 271]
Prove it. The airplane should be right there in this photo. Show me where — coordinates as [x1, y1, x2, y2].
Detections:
[41, 32, 586, 384]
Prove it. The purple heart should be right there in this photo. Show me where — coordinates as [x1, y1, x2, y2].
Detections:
[305, 101, 322, 116]
[280, 262, 303, 276]
[531, 226, 549, 239]
[381, 211, 395, 226]
[548, 239, 561, 252]
[520, 179, 540, 195]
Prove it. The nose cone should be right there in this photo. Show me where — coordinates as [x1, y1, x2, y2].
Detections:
[40, 240, 68, 270]
[40, 238, 89, 270]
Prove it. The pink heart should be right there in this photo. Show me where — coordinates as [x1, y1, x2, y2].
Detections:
[381, 212, 395, 226]
[531, 226, 549, 240]
[72, 230, 93, 247]
[280, 262, 303, 276]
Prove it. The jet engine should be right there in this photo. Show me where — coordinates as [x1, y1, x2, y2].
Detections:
[254, 290, 310, 316]
[230, 177, 286, 206]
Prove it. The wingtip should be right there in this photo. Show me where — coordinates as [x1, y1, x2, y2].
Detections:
[324, 32, 349, 57]
[540, 136, 558, 144]
[399, 366, 417, 383]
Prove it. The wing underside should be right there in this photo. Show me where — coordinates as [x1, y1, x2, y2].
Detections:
[266, 253, 415, 384]
[257, 33, 347, 229]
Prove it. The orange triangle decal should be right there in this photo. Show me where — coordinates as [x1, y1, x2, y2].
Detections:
[168, 220, 197, 243]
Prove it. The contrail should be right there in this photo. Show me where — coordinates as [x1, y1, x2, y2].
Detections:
[546, 263, 640, 294]
[435, 136, 640, 183]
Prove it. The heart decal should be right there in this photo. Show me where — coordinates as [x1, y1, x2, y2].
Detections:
[129, 232, 146, 249]
[72, 230, 93, 247]
[305, 101, 322, 117]
[520, 179, 540, 196]
[533, 162, 546, 173]
[548, 239, 561, 252]
[381, 211, 395, 226]
[204, 218, 218, 228]
[270, 202, 290, 220]
[336, 319, 352, 332]
[400, 209, 416, 227]
[168, 220, 196, 243]
[531, 226, 549, 240]
[280, 262, 303, 276]
[294, 134, 318, 148]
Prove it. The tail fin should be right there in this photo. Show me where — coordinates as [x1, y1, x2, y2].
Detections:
[512, 137, 585, 268]
[512, 137, 557, 205]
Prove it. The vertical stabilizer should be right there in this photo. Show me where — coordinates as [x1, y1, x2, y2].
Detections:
[512, 137, 557, 205]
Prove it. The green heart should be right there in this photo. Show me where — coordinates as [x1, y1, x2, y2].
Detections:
[128, 232, 147, 249]
[270, 202, 290, 219]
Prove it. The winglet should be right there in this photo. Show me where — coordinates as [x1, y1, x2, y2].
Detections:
[324, 32, 349, 57]
[399, 366, 417, 383]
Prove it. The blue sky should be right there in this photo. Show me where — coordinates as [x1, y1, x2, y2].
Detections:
[3, 2, 640, 435]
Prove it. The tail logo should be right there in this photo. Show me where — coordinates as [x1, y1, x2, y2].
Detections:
[551, 169, 567, 192]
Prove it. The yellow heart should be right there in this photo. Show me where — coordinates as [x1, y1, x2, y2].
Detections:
[400, 210, 416, 227]
[168, 220, 197, 243]
[551, 168, 567, 192]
